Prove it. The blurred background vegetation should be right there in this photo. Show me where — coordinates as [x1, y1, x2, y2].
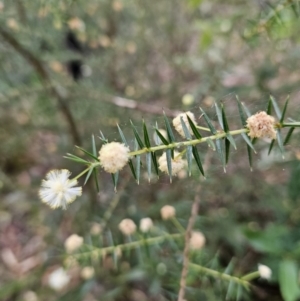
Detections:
[0, 0, 300, 300]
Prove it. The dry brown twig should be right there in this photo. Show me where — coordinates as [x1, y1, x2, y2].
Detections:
[177, 154, 212, 301]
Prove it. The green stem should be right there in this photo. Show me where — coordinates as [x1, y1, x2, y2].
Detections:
[171, 217, 186, 234]
[74, 233, 183, 258]
[72, 163, 101, 181]
[101, 193, 122, 229]
[72, 166, 91, 181]
[196, 126, 211, 132]
[241, 271, 260, 281]
[189, 262, 251, 289]
[129, 128, 249, 156]
[282, 122, 300, 127]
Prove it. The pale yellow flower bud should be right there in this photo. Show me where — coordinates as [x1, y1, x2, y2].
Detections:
[119, 218, 136, 236]
[64, 234, 83, 253]
[81, 266, 95, 279]
[258, 264, 272, 279]
[172, 111, 197, 137]
[182, 94, 195, 106]
[246, 111, 276, 140]
[139, 217, 153, 233]
[189, 231, 206, 250]
[99, 142, 130, 173]
[160, 205, 176, 220]
[158, 151, 186, 175]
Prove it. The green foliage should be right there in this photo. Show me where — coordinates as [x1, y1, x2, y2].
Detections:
[1, 0, 300, 300]
[279, 260, 300, 301]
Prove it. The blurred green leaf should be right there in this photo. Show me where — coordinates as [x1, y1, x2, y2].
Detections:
[279, 259, 300, 301]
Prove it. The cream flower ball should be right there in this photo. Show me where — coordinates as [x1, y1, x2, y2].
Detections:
[160, 205, 176, 220]
[246, 111, 276, 140]
[64, 234, 83, 253]
[119, 218, 137, 236]
[98, 142, 130, 173]
[189, 231, 206, 250]
[139, 217, 154, 233]
[172, 111, 197, 137]
[158, 151, 187, 175]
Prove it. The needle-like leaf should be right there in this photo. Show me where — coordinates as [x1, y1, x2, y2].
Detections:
[236, 95, 247, 126]
[200, 107, 217, 134]
[192, 146, 205, 176]
[130, 120, 144, 149]
[75, 146, 99, 161]
[84, 167, 94, 185]
[186, 114, 202, 139]
[180, 116, 192, 139]
[280, 95, 290, 124]
[163, 112, 176, 142]
[143, 120, 151, 148]
[117, 124, 129, 146]
[166, 149, 172, 182]
[155, 128, 169, 145]
[283, 127, 295, 145]
[270, 95, 282, 119]
[186, 145, 193, 176]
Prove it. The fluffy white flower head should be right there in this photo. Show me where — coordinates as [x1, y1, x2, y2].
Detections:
[64, 234, 83, 253]
[39, 169, 82, 209]
[158, 151, 187, 175]
[160, 205, 176, 220]
[139, 217, 154, 233]
[119, 218, 136, 236]
[190, 231, 206, 250]
[246, 111, 276, 140]
[172, 111, 197, 137]
[48, 267, 70, 291]
[258, 264, 272, 279]
[99, 142, 130, 173]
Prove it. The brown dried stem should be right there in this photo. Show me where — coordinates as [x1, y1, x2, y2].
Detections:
[177, 154, 212, 301]
[0, 28, 82, 146]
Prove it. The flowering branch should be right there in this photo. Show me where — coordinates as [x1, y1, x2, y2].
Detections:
[38, 96, 298, 209]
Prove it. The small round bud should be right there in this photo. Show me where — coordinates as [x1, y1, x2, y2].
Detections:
[118, 218, 136, 236]
[258, 264, 272, 279]
[246, 111, 276, 140]
[189, 231, 206, 250]
[160, 205, 176, 220]
[48, 267, 70, 291]
[99, 142, 130, 174]
[139, 217, 154, 233]
[158, 151, 187, 175]
[172, 111, 198, 138]
[81, 266, 95, 279]
[182, 94, 195, 106]
[64, 234, 83, 253]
